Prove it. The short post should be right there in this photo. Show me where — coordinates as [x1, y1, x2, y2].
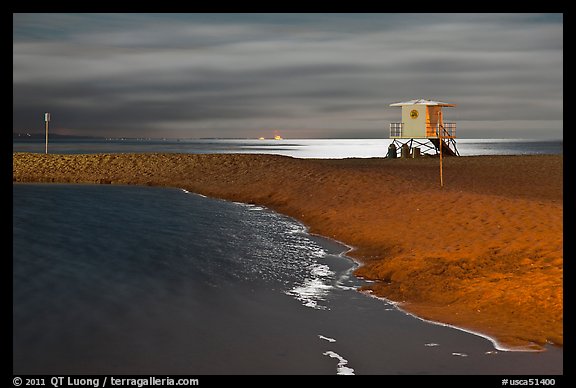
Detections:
[387, 143, 397, 158]
[44, 112, 51, 154]
[401, 143, 410, 159]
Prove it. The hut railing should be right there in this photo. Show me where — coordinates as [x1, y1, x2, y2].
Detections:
[390, 122, 456, 138]
[437, 123, 456, 138]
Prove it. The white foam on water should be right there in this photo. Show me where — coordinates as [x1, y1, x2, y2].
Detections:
[323, 351, 355, 375]
[452, 352, 468, 357]
[236, 203, 266, 211]
[180, 189, 207, 198]
[310, 264, 332, 277]
[318, 335, 336, 343]
[336, 285, 356, 291]
[424, 343, 440, 347]
[285, 277, 333, 310]
[357, 290, 543, 353]
[285, 263, 334, 310]
[336, 266, 354, 282]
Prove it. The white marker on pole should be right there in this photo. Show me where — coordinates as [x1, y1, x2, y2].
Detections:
[44, 112, 50, 154]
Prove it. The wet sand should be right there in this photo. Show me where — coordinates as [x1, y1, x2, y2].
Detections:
[12, 153, 563, 350]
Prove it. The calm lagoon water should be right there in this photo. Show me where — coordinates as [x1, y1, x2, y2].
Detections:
[13, 184, 563, 375]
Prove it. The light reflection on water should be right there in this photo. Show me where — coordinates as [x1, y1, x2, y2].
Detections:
[13, 138, 562, 158]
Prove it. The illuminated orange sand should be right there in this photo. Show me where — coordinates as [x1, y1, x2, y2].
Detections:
[13, 153, 563, 350]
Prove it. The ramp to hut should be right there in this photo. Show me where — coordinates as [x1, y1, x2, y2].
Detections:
[430, 138, 457, 156]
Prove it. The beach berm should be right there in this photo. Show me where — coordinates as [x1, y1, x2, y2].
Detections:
[13, 152, 563, 350]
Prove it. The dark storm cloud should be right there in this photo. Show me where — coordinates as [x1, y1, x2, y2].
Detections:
[13, 13, 562, 138]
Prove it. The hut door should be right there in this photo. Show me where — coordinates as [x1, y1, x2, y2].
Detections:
[426, 107, 440, 137]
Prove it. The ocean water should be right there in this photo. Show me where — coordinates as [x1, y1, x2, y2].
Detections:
[13, 184, 563, 375]
[12, 138, 562, 158]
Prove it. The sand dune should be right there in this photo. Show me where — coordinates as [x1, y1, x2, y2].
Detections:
[13, 153, 562, 350]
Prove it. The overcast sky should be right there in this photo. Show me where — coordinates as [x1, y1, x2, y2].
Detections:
[13, 13, 563, 139]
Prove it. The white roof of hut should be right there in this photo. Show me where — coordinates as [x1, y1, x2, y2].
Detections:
[389, 99, 455, 107]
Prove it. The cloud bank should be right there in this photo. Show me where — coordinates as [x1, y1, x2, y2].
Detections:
[13, 13, 563, 138]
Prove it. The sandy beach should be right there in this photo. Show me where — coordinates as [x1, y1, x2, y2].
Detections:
[12, 152, 563, 351]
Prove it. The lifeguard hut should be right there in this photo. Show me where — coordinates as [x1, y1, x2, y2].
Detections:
[388, 99, 459, 157]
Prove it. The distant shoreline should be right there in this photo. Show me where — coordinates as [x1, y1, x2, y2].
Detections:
[13, 152, 563, 351]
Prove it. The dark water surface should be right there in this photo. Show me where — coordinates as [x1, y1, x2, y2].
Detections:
[13, 184, 563, 374]
[12, 138, 562, 158]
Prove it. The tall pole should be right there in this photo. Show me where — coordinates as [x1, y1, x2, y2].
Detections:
[44, 112, 50, 154]
[438, 111, 443, 188]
